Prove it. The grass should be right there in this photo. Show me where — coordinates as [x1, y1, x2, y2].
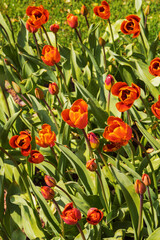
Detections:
[0, 0, 160, 46]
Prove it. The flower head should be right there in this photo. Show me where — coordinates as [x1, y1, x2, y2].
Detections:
[36, 124, 56, 148]
[67, 14, 78, 28]
[103, 142, 122, 152]
[61, 202, 81, 225]
[120, 15, 141, 38]
[86, 159, 97, 172]
[135, 179, 146, 194]
[50, 24, 60, 33]
[86, 208, 103, 225]
[9, 131, 32, 156]
[142, 174, 151, 186]
[103, 116, 132, 146]
[48, 82, 59, 95]
[81, 5, 88, 16]
[149, 57, 160, 76]
[41, 45, 61, 66]
[28, 150, 44, 164]
[61, 99, 88, 129]
[87, 132, 99, 149]
[93, 1, 110, 20]
[41, 186, 55, 200]
[35, 88, 44, 99]
[111, 82, 140, 112]
[44, 175, 56, 187]
[26, 17, 39, 33]
[26, 5, 49, 27]
[151, 96, 160, 119]
[105, 74, 114, 91]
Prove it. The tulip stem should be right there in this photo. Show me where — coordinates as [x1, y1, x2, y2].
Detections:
[137, 194, 143, 240]
[52, 199, 64, 238]
[42, 25, 52, 45]
[133, 137, 158, 196]
[33, 32, 41, 59]
[85, 16, 89, 29]
[56, 95, 63, 109]
[55, 63, 69, 95]
[43, 99, 59, 131]
[128, 141, 135, 166]
[82, 129, 94, 159]
[9, 64, 23, 81]
[55, 33, 57, 48]
[147, 186, 155, 229]
[56, 185, 76, 207]
[102, 45, 107, 73]
[127, 110, 131, 127]
[108, 19, 116, 52]
[75, 28, 83, 45]
[76, 222, 86, 240]
[107, 91, 111, 116]
[50, 147, 59, 164]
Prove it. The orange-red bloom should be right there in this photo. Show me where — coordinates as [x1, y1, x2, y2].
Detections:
[149, 57, 160, 76]
[36, 124, 56, 148]
[81, 5, 88, 16]
[120, 15, 141, 38]
[103, 116, 132, 146]
[103, 142, 122, 152]
[50, 24, 60, 33]
[41, 186, 55, 200]
[9, 131, 32, 156]
[41, 45, 61, 66]
[26, 17, 39, 33]
[44, 175, 56, 187]
[61, 99, 88, 129]
[142, 174, 151, 186]
[105, 74, 114, 91]
[48, 82, 59, 95]
[87, 132, 99, 149]
[86, 159, 97, 172]
[111, 82, 140, 112]
[67, 14, 78, 28]
[93, 1, 110, 20]
[61, 202, 81, 225]
[28, 150, 44, 163]
[86, 208, 103, 225]
[135, 179, 146, 195]
[151, 95, 160, 119]
[26, 5, 49, 27]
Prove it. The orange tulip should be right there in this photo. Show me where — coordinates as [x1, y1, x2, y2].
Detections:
[61, 202, 81, 225]
[26, 5, 49, 27]
[111, 82, 140, 112]
[44, 175, 56, 187]
[9, 131, 32, 156]
[48, 82, 59, 95]
[86, 159, 97, 172]
[103, 142, 122, 152]
[36, 124, 56, 148]
[93, 1, 110, 20]
[50, 24, 60, 33]
[41, 45, 61, 66]
[142, 174, 151, 186]
[103, 116, 132, 146]
[120, 15, 141, 38]
[61, 99, 88, 129]
[149, 57, 160, 76]
[28, 150, 44, 164]
[41, 186, 55, 200]
[135, 179, 146, 195]
[87, 132, 99, 149]
[86, 208, 103, 225]
[81, 5, 88, 16]
[67, 14, 78, 28]
[151, 95, 160, 119]
[26, 17, 39, 33]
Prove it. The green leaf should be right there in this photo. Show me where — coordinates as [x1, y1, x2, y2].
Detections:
[11, 229, 27, 240]
[70, 45, 83, 84]
[0, 13, 14, 45]
[0, 154, 4, 220]
[135, 0, 142, 12]
[147, 227, 160, 240]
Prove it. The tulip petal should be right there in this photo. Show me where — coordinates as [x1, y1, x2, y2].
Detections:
[74, 112, 88, 129]
[116, 102, 133, 112]
[9, 135, 19, 148]
[111, 82, 128, 96]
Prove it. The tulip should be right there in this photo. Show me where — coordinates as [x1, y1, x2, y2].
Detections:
[149, 57, 160, 76]
[41, 45, 61, 66]
[93, 1, 110, 20]
[28, 150, 44, 164]
[99, 37, 106, 47]
[87, 132, 99, 149]
[105, 74, 114, 91]
[36, 124, 56, 148]
[48, 82, 59, 95]
[67, 14, 78, 28]
[26, 5, 49, 27]
[35, 88, 44, 100]
[86, 159, 97, 172]
[41, 186, 55, 200]
[142, 174, 151, 186]
[151, 95, 160, 119]
[120, 15, 141, 38]
[50, 23, 59, 33]
[86, 208, 103, 225]
[61, 202, 81, 225]
[135, 179, 146, 195]
[81, 5, 88, 16]
[44, 175, 56, 187]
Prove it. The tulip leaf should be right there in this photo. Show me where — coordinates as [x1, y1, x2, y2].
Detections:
[135, 0, 142, 12]
[0, 155, 4, 220]
[70, 45, 83, 84]
[147, 227, 160, 240]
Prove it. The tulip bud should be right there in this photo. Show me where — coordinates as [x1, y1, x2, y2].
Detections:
[87, 132, 99, 149]
[135, 179, 146, 195]
[28, 150, 44, 164]
[142, 174, 151, 186]
[4, 58, 11, 65]
[67, 14, 78, 28]
[144, 5, 150, 16]
[99, 37, 106, 47]
[35, 88, 44, 100]
[44, 175, 56, 187]
[48, 82, 59, 95]
[50, 24, 60, 33]
[12, 81, 21, 93]
[81, 5, 88, 16]
[105, 74, 114, 91]
[158, 32, 160, 41]
[86, 159, 97, 172]
[41, 186, 55, 200]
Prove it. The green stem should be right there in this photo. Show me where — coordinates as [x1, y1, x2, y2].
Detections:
[56, 95, 63, 109]
[85, 15, 89, 29]
[76, 222, 86, 240]
[43, 99, 59, 131]
[102, 45, 107, 73]
[128, 141, 135, 166]
[56, 185, 76, 207]
[55, 63, 69, 95]
[147, 186, 155, 229]
[137, 194, 143, 240]
[55, 33, 57, 48]
[108, 19, 116, 52]
[52, 199, 64, 238]
[127, 110, 131, 127]
[107, 91, 111, 115]
[74, 28, 83, 44]
[42, 25, 52, 45]
[82, 129, 94, 158]
[33, 32, 41, 59]
[50, 147, 59, 163]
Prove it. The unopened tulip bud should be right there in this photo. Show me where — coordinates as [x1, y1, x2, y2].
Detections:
[67, 14, 78, 28]
[86, 159, 97, 172]
[81, 5, 88, 16]
[41, 186, 55, 200]
[44, 175, 56, 187]
[142, 174, 151, 186]
[12, 81, 21, 93]
[144, 5, 150, 16]
[99, 37, 106, 47]
[48, 82, 59, 95]
[105, 74, 114, 91]
[4, 58, 11, 65]
[87, 132, 99, 149]
[135, 179, 146, 195]
[50, 24, 60, 33]
[35, 88, 44, 100]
